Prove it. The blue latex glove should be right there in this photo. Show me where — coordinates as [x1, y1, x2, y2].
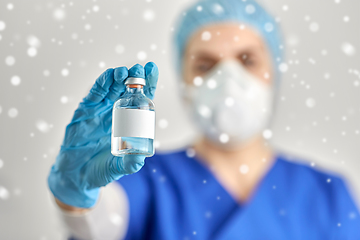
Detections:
[47, 62, 159, 208]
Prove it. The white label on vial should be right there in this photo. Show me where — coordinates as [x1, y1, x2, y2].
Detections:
[113, 108, 155, 139]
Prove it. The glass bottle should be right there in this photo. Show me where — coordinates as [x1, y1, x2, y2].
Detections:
[111, 77, 155, 157]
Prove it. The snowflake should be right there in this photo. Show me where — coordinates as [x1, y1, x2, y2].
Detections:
[143, 9, 155, 21]
[150, 44, 157, 50]
[158, 119, 168, 129]
[278, 63, 288, 72]
[219, 133, 229, 143]
[109, 213, 123, 226]
[239, 164, 249, 174]
[61, 68, 69, 77]
[27, 47, 37, 57]
[0, 21, 6, 31]
[245, 4, 256, 14]
[27, 35, 41, 48]
[186, 148, 196, 158]
[99, 61, 106, 68]
[198, 105, 212, 118]
[5, 56, 15, 66]
[137, 51, 147, 61]
[7, 3, 14, 10]
[92, 5, 99, 12]
[341, 42, 356, 56]
[206, 79, 217, 89]
[309, 22, 319, 32]
[10, 76, 21, 86]
[262, 22, 274, 33]
[263, 129, 272, 139]
[53, 8, 66, 21]
[115, 44, 124, 54]
[306, 98, 316, 108]
[154, 140, 160, 148]
[201, 31, 211, 41]
[43, 70, 50, 77]
[60, 96, 68, 104]
[8, 108, 18, 118]
[36, 120, 50, 133]
[0, 186, 10, 200]
[193, 76, 203, 86]
[225, 97, 234, 107]
[84, 24, 91, 31]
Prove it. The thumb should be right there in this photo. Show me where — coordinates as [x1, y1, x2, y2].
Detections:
[88, 154, 146, 188]
[108, 155, 146, 177]
[120, 155, 146, 174]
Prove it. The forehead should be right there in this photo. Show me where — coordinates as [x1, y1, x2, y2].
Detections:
[185, 23, 266, 56]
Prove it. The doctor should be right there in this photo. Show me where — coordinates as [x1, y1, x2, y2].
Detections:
[47, 0, 360, 239]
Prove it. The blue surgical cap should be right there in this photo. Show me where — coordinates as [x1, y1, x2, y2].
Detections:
[173, 0, 284, 88]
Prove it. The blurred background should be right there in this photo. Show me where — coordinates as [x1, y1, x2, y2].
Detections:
[0, 0, 359, 239]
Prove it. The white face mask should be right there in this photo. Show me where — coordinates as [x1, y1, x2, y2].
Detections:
[184, 59, 274, 149]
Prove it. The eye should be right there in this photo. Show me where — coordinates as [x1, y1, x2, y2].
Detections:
[239, 54, 257, 68]
[244, 57, 256, 67]
[194, 62, 215, 74]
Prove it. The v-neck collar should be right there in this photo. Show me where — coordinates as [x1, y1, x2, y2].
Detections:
[182, 149, 281, 208]
[181, 149, 282, 239]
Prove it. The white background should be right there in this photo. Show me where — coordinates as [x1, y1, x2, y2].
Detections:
[0, 0, 359, 239]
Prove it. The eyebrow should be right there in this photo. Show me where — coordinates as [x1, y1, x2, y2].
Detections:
[192, 51, 219, 61]
[191, 46, 264, 61]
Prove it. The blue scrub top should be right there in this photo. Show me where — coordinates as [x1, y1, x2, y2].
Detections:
[116, 148, 360, 240]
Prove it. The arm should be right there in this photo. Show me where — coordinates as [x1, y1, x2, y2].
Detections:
[53, 182, 129, 240]
[55, 198, 92, 214]
[333, 177, 360, 239]
[47, 62, 159, 238]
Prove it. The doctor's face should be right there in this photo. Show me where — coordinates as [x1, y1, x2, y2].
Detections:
[182, 23, 273, 87]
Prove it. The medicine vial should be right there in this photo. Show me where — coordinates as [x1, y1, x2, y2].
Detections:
[111, 77, 155, 157]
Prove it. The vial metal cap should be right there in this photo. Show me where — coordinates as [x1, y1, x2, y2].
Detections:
[125, 77, 146, 86]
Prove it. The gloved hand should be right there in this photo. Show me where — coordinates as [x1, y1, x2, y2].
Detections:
[47, 62, 159, 208]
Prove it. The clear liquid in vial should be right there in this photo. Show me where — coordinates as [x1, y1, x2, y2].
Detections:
[111, 83, 155, 157]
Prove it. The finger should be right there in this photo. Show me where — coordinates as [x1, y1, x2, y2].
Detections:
[128, 63, 145, 78]
[119, 155, 146, 175]
[106, 66, 128, 102]
[85, 68, 115, 103]
[144, 62, 159, 100]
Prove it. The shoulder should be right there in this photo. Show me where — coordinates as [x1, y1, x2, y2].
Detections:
[276, 153, 352, 196]
[276, 153, 360, 233]
[276, 153, 353, 202]
[277, 154, 340, 186]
